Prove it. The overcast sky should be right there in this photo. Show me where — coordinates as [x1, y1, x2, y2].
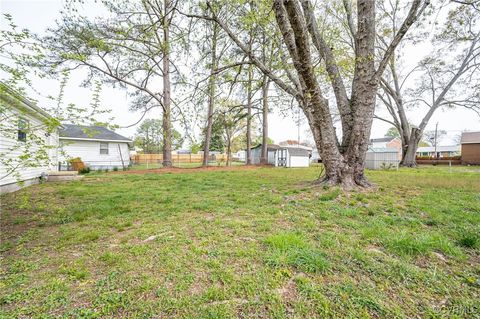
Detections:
[1, 0, 479, 147]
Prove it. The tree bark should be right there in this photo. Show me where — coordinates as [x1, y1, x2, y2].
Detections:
[260, 76, 270, 164]
[245, 64, 253, 165]
[203, 23, 218, 166]
[162, 0, 172, 167]
[401, 127, 422, 167]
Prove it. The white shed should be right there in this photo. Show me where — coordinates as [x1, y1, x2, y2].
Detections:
[59, 124, 132, 170]
[0, 84, 60, 193]
[365, 147, 399, 170]
[250, 144, 310, 167]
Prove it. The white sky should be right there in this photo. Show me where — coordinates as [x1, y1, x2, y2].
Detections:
[1, 0, 479, 146]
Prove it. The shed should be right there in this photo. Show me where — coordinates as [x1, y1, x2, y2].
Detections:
[365, 147, 399, 170]
[250, 144, 280, 165]
[250, 144, 310, 167]
[282, 147, 310, 167]
[460, 131, 480, 165]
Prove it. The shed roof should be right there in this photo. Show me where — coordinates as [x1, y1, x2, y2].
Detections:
[59, 124, 132, 142]
[460, 131, 480, 144]
[285, 147, 310, 156]
[251, 143, 281, 151]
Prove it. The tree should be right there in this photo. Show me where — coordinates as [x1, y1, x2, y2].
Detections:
[43, 0, 187, 167]
[385, 127, 400, 138]
[216, 101, 246, 166]
[134, 119, 184, 154]
[0, 15, 107, 182]
[192, 0, 428, 188]
[422, 129, 447, 147]
[377, 2, 480, 166]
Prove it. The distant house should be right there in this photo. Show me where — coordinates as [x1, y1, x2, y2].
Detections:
[250, 144, 310, 167]
[233, 150, 246, 162]
[59, 124, 132, 170]
[370, 137, 402, 159]
[0, 84, 60, 193]
[416, 145, 460, 158]
[460, 131, 480, 165]
[366, 147, 400, 170]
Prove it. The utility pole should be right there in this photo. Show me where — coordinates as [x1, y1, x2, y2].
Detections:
[434, 122, 438, 159]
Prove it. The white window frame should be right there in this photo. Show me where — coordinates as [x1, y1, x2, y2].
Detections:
[100, 142, 109, 155]
[18, 118, 28, 142]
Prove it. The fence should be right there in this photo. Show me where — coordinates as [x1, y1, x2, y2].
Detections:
[131, 153, 229, 165]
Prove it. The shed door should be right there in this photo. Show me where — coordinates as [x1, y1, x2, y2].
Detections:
[278, 149, 287, 167]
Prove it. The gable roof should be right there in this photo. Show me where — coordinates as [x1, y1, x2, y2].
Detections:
[59, 124, 132, 142]
[286, 147, 310, 156]
[460, 131, 480, 144]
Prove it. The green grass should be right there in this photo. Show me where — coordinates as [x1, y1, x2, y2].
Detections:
[1, 166, 479, 318]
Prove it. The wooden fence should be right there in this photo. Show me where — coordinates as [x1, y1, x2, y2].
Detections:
[415, 156, 462, 165]
[132, 153, 228, 164]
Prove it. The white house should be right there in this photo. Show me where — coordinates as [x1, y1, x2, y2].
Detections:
[250, 144, 310, 167]
[59, 124, 132, 170]
[416, 145, 460, 158]
[0, 84, 59, 193]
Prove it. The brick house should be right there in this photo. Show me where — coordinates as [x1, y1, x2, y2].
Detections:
[369, 137, 402, 159]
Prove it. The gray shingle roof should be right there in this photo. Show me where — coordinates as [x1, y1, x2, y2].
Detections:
[59, 124, 132, 142]
[461, 131, 480, 144]
[286, 147, 310, 156]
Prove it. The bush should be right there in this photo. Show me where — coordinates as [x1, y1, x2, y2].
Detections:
[113, 167, 119, 171]
[79, 167, 91, 174]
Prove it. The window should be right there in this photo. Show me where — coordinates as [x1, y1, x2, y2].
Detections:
[100, 142, 109, 155]
[17, 118, 28, 142]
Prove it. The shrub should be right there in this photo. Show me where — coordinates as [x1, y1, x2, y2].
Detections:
[79, 167, 90, 174]
[113, 167, 119, 171]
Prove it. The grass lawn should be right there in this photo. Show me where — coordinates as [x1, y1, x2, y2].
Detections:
[1, 166, 479, 318]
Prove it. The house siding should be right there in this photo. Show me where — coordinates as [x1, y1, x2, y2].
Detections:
[461, 143, 480, 165]
[59, 139, 130, 169]
[0, 105, 59, 192]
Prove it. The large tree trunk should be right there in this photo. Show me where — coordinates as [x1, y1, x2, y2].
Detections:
[260, 76, 270, 164]
[245, 65, 253, 165]
[162, 0, 172, 167]
[203, 23, 218, 167]
[401, 127, 422, 167]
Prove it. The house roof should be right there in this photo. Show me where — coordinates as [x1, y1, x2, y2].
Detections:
[416, 145, 460, 153]
[285, 147, 310, 156]
[59, 124, 132, 142]
[370, 137, 396, 143]
[460, 131, 480, 144]
[0, 82, 54, 122]
[367, 147, 399, 153]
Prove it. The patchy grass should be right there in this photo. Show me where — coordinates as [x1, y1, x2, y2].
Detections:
[1, 166, 479, 318]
